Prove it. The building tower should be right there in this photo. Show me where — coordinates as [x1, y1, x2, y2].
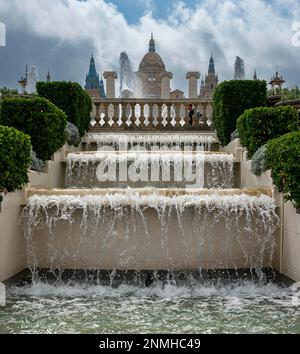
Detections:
[135, 34, 172, 98]
[85, 53, 106, 99]
[199, 54, 218, 100]
[253, 70, 258, 81]
[47, 69, 51, 83]
[269, 72, 285, 95]
[234, 56, 245, 80]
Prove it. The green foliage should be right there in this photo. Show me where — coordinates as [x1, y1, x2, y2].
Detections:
[237, 105, 299, 158]
[0, 97, 67, 160]
[266, 131, 300, 208]
[281, 86, 300, 101]
[0, 87, 19, 99]
[36, 81, 92, 137]
[213, 80, 267, 146]
[251, 145, 268, 176]
[0, 125, 31, 192]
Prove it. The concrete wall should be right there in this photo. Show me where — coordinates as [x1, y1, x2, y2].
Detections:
[0, 190, 26, 282]
[223, 138, 300, 281]
[282, 201, 300, 281]
[0, 144, 79, 282]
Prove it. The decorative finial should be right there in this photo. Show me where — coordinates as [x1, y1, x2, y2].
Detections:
[149, 33, 155, 52]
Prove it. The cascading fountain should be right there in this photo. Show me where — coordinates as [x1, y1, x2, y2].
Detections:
[3, 131, 298, 335]
[21, 130, 280, 280]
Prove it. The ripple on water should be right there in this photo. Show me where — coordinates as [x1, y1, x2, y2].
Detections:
[0, 281, 300, 334]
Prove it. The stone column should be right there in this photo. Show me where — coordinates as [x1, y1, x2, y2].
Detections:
[186, 72, 200, 99]
[161, 72, 173, 99]
[103, 71, 118, 98]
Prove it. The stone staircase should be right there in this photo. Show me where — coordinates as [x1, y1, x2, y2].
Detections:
[23, 132, 279, 272]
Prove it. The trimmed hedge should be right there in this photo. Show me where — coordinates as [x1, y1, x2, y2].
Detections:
[237, 105, 299, 158]
[0, 125, 31, 192]
[0, 97, 67, 161]
[266, 131, 300, 208]
[213, 80, 267, 146]
[36, 81, 92, 137]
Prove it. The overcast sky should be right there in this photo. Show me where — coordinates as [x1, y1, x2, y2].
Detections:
[0, 0, 300, 95]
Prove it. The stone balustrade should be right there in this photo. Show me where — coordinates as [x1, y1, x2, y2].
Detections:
[90, 98, 214, 132]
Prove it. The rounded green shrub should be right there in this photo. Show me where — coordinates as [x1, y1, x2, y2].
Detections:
[266, 131, 300, 208]
[36, 81, 92, 137]
[0, 125, 31, 192]
[237, 105, 299, 158]
[213, 80, 267, 146]
[0, 97, 67, 161]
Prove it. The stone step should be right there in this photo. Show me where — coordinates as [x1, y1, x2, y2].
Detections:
[27, 187, 273, 199]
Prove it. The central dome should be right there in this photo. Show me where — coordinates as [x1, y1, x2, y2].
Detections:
[139, 52, 166, 71]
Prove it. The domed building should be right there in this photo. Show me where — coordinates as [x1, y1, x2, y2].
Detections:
[135, 34, 173, 99]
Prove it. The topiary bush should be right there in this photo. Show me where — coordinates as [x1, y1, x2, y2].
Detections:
[36, 81, 92, 137]
[237, 105, 299, 158]
[213, 80, 267, 146]
[251, 145, 268, 176]
[266, 131, 300, 208]
[0, 125, 31, 192]
[0, 97, 67, 161]
[65, 121, 80, 146]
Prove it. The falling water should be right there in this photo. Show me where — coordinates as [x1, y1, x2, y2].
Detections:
[86, 133, 218, 151]
[22, 191, 279, 282]
[120, 51, 135, 96]
[66, 151, 235, 189]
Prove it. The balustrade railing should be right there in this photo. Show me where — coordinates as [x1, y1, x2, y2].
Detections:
[90, 99, 214, 131]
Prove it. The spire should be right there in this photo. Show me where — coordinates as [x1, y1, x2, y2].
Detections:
[85, 54, 100, 91]
[149, 33, 155, 52]
[208, 53, 215, 74]
[253, 69, 258, 80]
[88, 53, 97, 77]
[47, 69, 51, 83]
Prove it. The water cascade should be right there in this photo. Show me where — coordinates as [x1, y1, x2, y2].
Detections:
[5, 130, 293, 334]
[86, 133, 218, 151]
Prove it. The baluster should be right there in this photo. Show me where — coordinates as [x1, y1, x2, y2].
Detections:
[193, 102, 200, 129]
[139, 103, 146, 129]
[147, 104, 154, 129]
[94, 103, 100, 127]
[112, 104, 119, 128]
[156, 104, 163, 129]
[174, 103, 181, 129]
[130, 103, 136, 128]
[184, 104, 191, 128]
[102, 103, 109, 128]
[121, 103, 127, 128]
[165, 103, 172, 129]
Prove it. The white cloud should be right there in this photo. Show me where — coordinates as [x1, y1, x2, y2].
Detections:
[0, 0, 299, 92]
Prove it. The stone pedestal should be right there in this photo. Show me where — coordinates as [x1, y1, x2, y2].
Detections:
[161, 72, 173, 99]
[186, 72, 200, 99]
[103, 71, 118, 98]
